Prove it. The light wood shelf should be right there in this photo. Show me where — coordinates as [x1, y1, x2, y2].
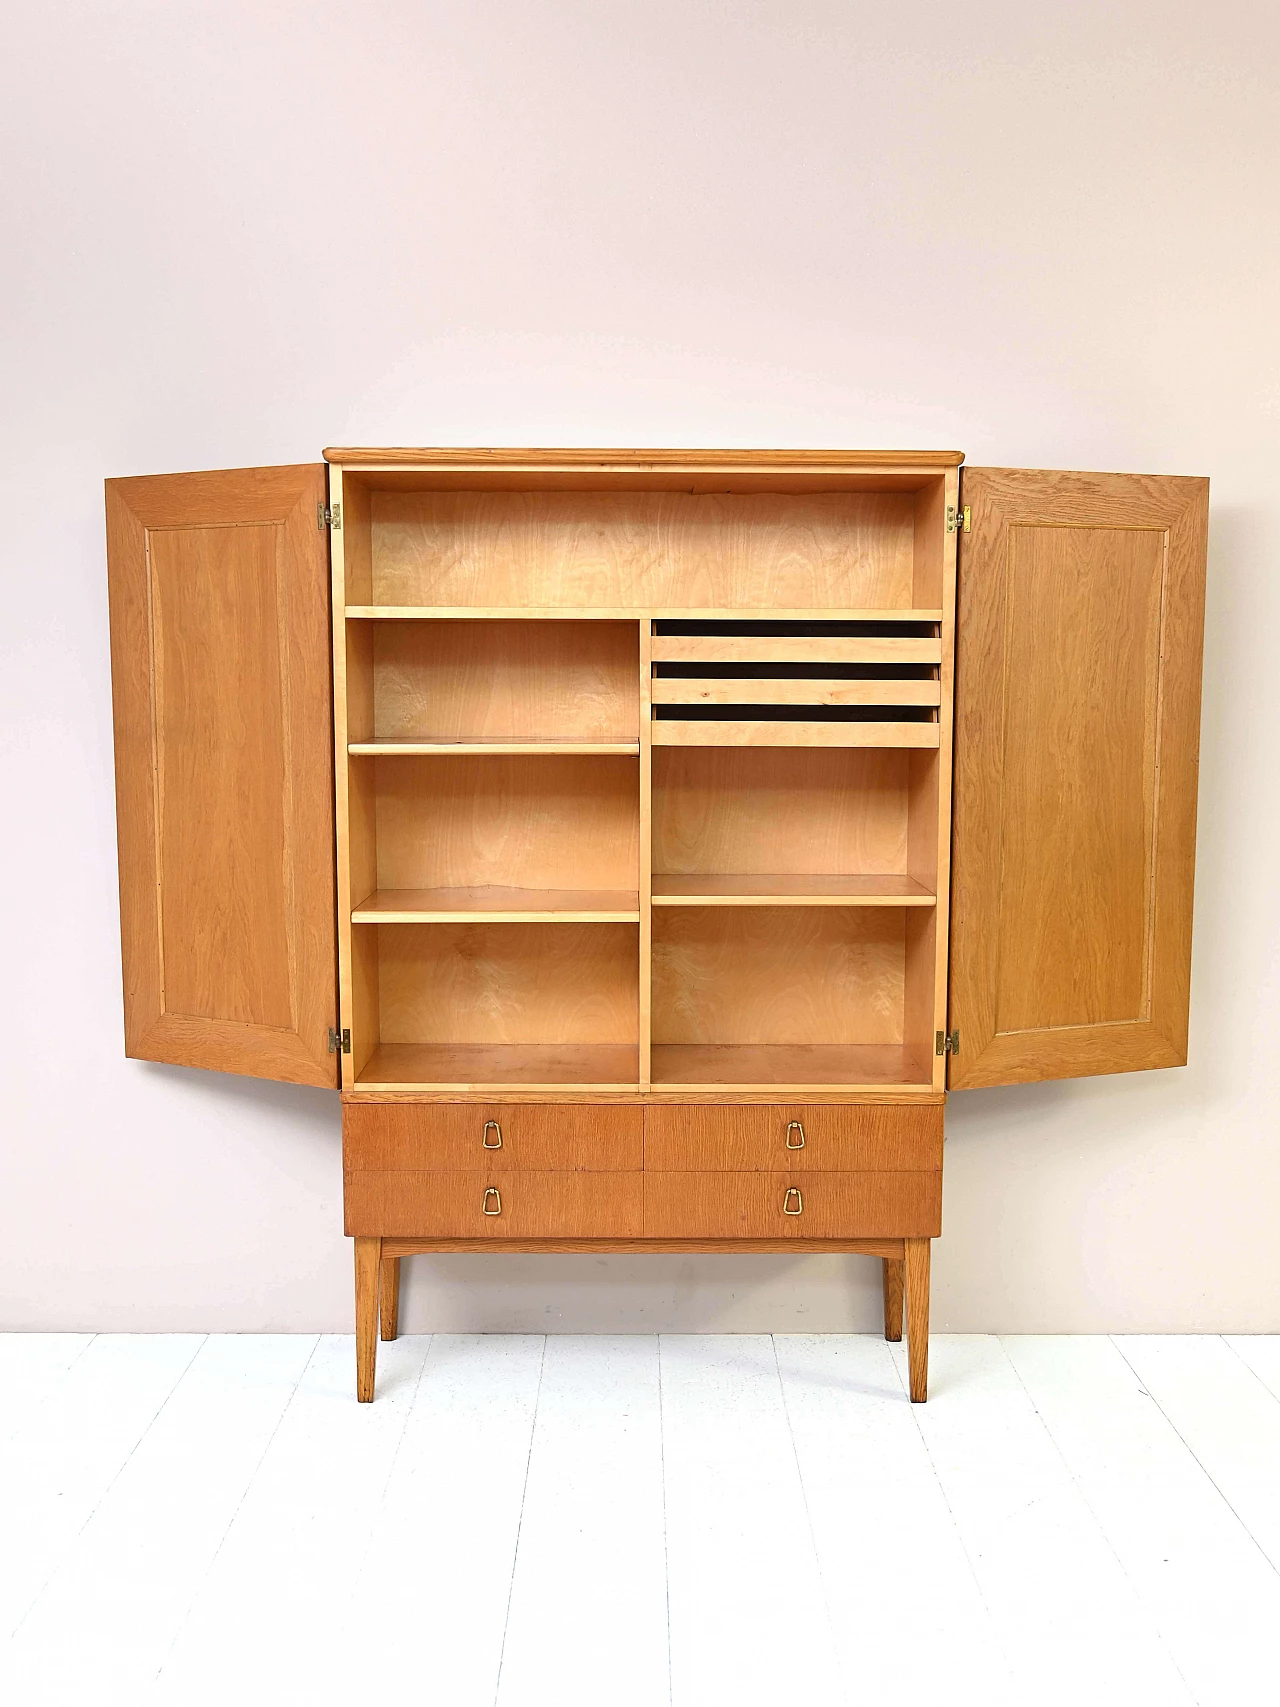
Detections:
[651, 635, 941, 664]
[356, 1042, 640, 1091]
[349, 737, 640, 756]
[651, 875, 936, 907]
[352, 886, 640, 923]
[649, 1043, 932, 1090]
[651, 721, 939, 749]
[651, 679, 941, 707]
[348, 607, 945, 623]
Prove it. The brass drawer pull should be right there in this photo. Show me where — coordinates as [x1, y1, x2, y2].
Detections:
[482, 1119, 503, 1150]
[783, 1186, 804, 1216]
[482, 1186, 502, 1216]
[785, 1120, 805, 1149]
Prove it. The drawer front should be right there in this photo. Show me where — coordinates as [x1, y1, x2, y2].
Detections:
[643, 1171, 941, 1238]
[343, 1103, 643, 1172]
[344, 1170, 643, 1238]
[644, 1104, 942, 1172]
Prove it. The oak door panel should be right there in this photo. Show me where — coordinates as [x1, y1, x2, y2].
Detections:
[642, 1171, 941, 1238]
[950, 468, 1208, 1088]
[106, 465, 338, 1085]
[343, 1170, 643, 1237]
[343, 1102, 643, 1170]
[644, 1104, 942, 1171]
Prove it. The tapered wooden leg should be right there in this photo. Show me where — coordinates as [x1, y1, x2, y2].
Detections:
[380, 1256, 401, 1341]
[354, 1236, 382, 1403]
[904, 1237, 931, 1403]
[882, 1256, 904, 1342]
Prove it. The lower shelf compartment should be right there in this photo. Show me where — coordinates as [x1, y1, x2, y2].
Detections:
[356, 1042, 640, 1091]
[649, 1043, 932, 1089]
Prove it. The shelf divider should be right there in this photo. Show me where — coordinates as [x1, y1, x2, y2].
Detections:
[639, 621, 654, 1091]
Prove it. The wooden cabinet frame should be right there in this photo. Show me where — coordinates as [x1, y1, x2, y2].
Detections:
[104, 447, 1209, 1403]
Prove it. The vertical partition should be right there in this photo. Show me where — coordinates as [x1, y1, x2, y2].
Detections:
[638, 619, 653, 1090]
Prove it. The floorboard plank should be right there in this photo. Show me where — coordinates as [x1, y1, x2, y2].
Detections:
[153, 1332, 431, 1705]
[1117, 1335, 1280, 1574]
[344, 1334, 546, 1705]
[496, 1335, 668, 1707]
[776, 1334, 1012, 1705]
[1005, 1334, 1280, 1707]
[1, 1335, 314, 1705]
[1226, 1336, 1280, 1404]
[0, 1333, 95, 1434]
[891, 1335, 1195, 1707]
[661, 1334, 842, 1707]
[0, 1334, 204, 1643]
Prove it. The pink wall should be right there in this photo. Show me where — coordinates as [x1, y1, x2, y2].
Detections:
[2, 0, 1277, 1329]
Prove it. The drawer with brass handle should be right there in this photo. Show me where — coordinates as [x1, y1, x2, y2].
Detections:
[642, 1170, 941, 1238]
[343, 1103, 642, 1172]
[344, 1170, 643, 1238]
[643, 1105, 942, 1173]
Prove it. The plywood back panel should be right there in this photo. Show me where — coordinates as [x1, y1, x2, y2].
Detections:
[372, 619, 638, 739]
[653, 747, 909, 876]
[950, 467, 1208, 1087]
[105, 465, 338, 1087]
[652, 907, 906, 1046]
[372, 754, 639, 891]
[370, 489, 917, 609]
[374, 922, 639, 1045]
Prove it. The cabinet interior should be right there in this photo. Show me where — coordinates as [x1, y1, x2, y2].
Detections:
[334, 464, 953, 1093]
[340, 469, 949, 615]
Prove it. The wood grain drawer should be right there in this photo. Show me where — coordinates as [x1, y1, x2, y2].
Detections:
[343, 1103, 643, 1172]
[344, 1170, 643, 1237]
[642, 1170, 941, 1238]
[644, 1104, 942, 1172]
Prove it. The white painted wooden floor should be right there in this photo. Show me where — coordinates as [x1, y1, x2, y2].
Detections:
[3, 1334, 1279, 1706]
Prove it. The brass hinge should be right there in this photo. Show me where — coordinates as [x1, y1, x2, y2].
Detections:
[945, 505, 971, 535]
[317, 502, 342, 531]
[328, 1026, 351, 1055]
[935, 1029, 960, 1056]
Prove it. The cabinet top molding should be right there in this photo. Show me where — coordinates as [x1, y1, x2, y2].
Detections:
[322, 446, 966, 470]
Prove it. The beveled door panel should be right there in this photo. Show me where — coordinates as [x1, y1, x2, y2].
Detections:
[106, 465, 338, 1085]
[949, 468, 1208, 1087]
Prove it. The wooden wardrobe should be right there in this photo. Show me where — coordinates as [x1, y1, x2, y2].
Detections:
[104, 449, 1209, 1401]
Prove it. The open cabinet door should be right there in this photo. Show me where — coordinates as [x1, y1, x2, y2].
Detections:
[948, 467, 1208, 1089]
[106, 465, 339, 1087]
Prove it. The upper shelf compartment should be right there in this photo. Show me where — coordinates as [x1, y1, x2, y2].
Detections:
[343, 618, 639, 746]
[335, 461, 952, 613]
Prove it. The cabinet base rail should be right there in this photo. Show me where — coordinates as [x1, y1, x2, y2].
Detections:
[352, 1234, 932, 1404]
